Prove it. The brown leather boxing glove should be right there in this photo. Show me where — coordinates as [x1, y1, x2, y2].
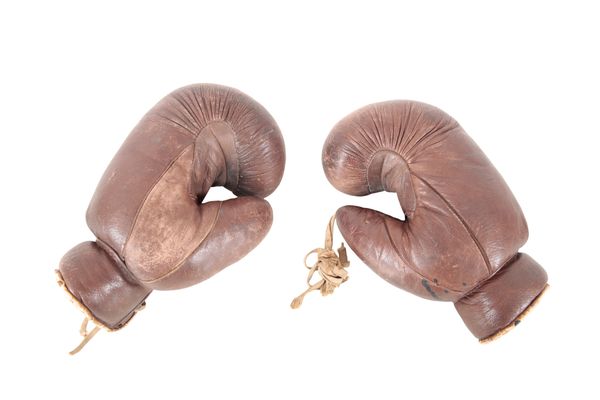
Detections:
[57, 84, 285, 353]
[321, 100, 547, 341]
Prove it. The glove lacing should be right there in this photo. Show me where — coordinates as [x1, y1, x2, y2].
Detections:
[291, 215, 350, 309]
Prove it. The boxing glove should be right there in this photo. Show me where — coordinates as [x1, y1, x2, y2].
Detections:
[57, 84, 285, 350]
[322, 100, 547, 341]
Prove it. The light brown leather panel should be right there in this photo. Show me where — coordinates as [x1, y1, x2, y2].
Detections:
[86, 116, 193, 254]
[148, 196, 273, 290]
[124, 146, 221, 282]
[59, 84, 285, 333]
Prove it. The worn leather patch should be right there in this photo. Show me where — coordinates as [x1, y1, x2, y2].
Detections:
[124, 146, 221, 282]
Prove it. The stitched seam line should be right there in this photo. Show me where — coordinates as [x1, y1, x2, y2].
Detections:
[412, 174, 492, 275]
[458, 253, 520, 301]
[364, 148, 416, 217]
[198, 119, 241, 189]
[95, 238, 142, 286]
[383, 218, 463, 295]
[123, 145, 194, 258]
[139, 201, 224, 284]
[359, 146, 490, 284]
[364, 149, 409, 194]
[404, 167, 417, 217]
[206, 122, 240, 189]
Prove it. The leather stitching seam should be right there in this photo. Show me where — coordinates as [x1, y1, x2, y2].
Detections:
[123, 145, 194, 258]
[382, 218, 464, 295]
[412, 174, 493, 275]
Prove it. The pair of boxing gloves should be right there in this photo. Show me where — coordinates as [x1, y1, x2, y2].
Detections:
[57, 84, 548, 352]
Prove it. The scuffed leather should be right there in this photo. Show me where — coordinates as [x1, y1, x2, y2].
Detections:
[323, 101, 547, 339]
[58, 84, 285, 330]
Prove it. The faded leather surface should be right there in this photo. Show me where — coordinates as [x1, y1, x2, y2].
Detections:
[124, 146, 223, 283]
[59, 84, 285, 329]
[324, 101, 547, 339]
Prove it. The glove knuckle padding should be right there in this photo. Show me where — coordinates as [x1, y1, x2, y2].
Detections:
[60, 84, 284, 329]
[325, 101, 547, 339]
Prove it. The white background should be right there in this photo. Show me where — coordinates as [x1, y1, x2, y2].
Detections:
[1, 1, 598, 398]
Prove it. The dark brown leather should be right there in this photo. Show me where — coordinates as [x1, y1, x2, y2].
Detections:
[323, 100, 547, 340]
[58, 84, 285, 330]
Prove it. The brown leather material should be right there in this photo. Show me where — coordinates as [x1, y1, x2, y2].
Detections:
[86, 117, 192, 255]
[150, 196, 272, 290]
[58, 83, 285, 330]
[455, 253, 548, 339]
[59, 242, 151, 329]
[124, 146, 223, 282]
[195, 121, 239, 194]
[324, 100, 547, 339]
[367, 151, 416, 217]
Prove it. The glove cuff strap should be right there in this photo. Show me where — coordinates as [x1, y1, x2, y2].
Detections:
[454, 253, 548, 341]
[57, 241, 151, 331]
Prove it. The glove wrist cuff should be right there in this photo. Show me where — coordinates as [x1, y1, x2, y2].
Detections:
[454, 253, 548, 340]
[57, 241, 151, 330]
